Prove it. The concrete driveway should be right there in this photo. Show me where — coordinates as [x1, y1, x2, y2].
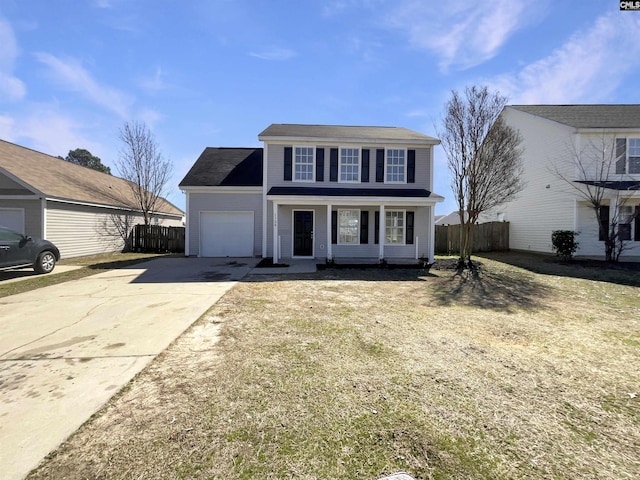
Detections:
[0, 257, 257, 480]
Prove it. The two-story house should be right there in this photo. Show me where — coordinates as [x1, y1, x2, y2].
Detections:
[179, 124, 443, 263]
[490, 105, 640, 260]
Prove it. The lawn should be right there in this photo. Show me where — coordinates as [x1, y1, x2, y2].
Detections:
[27, 253, 640, 480]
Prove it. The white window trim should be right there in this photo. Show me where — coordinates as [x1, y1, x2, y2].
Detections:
[337, 208, 360, 245]
[384, 148, 407, 184]
[384, 209, 406, 245]
[338, 146, 361, 183]
[627, 138, 640, 175]
[293, 145, 315, 183]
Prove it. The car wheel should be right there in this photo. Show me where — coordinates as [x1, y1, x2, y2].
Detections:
[34, 250, 56, 274]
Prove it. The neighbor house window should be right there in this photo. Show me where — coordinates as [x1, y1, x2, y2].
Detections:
[619, 205, 633, 241]
[386, 149, 406, 183]
[339, 148, 360, 182]
[385, 210, 405, 244]
[338, 209, 360, 244]
[616, 138, 640, 174]
[629, 139, 640, 174]
[294, 147, 314, 181]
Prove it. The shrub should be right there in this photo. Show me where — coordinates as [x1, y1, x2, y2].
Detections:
[551, 230, 579, 261]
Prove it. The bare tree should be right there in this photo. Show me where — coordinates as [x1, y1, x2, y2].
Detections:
[116, 121, 172, 226]
[552, 134, 639, 262]
[439, 86, 524, 268]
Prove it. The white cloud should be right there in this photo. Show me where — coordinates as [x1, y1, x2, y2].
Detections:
[386, 0, 543, 72]
[34, 52, 133, 118]
[249, 47, 297, 61]
[138, 67, 168, 93]
[0, 115, 16, 141]
[0, 17, 26, 101]
[489, 13, 640, 104]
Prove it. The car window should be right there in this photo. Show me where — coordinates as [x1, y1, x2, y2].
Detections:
[0, 227, 24, 241]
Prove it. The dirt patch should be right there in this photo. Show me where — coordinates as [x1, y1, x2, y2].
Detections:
[27, 256, 640, 480]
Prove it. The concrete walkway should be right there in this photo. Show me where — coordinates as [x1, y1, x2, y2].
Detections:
[0, 257, 257, 480]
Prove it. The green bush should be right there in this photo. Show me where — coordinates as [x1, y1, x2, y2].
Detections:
[551, 230, 579, 260]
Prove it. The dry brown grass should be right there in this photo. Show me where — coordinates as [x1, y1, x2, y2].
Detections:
[27, 255, 640, 480]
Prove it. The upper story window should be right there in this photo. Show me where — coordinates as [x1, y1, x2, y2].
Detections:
[386, 149, 406, 183]
[294, 147, 314, 182]
[616, 138, 640, 174]
[340, 148, 360, 182]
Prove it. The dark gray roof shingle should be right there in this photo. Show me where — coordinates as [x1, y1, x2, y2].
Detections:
[179, 148, 263, 187]
[258, 124, 439, 143]
[509, 105, 640, 129]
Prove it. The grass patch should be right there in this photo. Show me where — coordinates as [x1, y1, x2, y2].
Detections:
[0, 252, 168, 298]
[27, 253, 640, 480]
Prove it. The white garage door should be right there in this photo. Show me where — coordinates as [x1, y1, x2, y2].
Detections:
[200, 211, 254, 257]
[0, 209, 25, 233]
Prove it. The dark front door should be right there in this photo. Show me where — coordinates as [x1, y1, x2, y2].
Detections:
[293, 210, 313, 257]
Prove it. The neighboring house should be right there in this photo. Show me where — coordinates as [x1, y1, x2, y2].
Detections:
[494, 105, 640, 260]
[434, 210, 500, 226]
[180, 124, 444, 263]
[0, 139, 183, 258]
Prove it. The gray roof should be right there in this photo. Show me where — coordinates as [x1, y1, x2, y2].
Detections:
[0, 139, 183, 215]
[509, 105, 640, 129]
[179, 148, 263, 187]
[258, 124, 439, 144]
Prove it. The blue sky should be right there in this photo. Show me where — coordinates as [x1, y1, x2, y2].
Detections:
[1, 1, 640, 214]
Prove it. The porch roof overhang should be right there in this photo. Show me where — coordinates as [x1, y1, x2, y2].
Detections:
[575, 180, 640, 191]
[267, 186, 444, 206]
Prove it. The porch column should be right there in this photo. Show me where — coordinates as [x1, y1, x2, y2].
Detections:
[272, 202, 279, 263]
[378, 204, 385, 260]
[326, 204, 332, 261]
[428, 205, 435, 263]
[609, 195, 618, 240]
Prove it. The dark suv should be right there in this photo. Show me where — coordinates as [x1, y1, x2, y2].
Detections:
[0, 226, 60, 274]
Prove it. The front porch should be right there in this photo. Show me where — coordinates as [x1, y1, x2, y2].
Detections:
[266, 193, 440, 264]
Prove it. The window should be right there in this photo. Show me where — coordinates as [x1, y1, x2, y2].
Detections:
[340, 148, 360, 182]
[338, 209, 360, 244]
[616, 138, 640, 174]
[294, 147, 314, 181]
[386, 149, 406, 183]
[629, 139, 640, 174]
[385, 210, 405, 244]
[619, 205, 633, 241]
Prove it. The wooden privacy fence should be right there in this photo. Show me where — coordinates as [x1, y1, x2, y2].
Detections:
[435, 221, 509, 254]
[133, 224, 185, 253]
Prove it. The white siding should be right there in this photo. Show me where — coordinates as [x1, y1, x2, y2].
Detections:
[499, 109, 579, 253]
[46, 202, 181, 259]
[186, 191, 262, 257]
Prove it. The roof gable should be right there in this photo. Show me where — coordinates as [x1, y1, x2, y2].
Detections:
[258, 124, 439, 144]
[509, 105, 640, 129]
[179, 148, 263, 187]
[0, 139, 182, 215]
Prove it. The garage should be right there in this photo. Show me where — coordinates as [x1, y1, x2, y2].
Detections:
[200, 211, 254, 257]
[0, 208, 25, 233]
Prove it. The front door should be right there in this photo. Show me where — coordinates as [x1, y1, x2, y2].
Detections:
[293, 210, 313, 257]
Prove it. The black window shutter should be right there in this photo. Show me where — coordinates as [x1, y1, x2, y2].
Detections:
[376, 149, 384, 183]
[316, 148, 324, 182]
[406, 211, 414, 244]
[374, 211, 380, 244]
[360, 211, 369, 244]
[616, 138, 626, 174]
[361, 149, 370, 183]
[330, 148, 338, 182]
[407, 150, 416, 183]
[331, 210, 338, 244]
[284, 147, 292, 181]
[635, 206, 640, 241]
[599, 206, 610, 241]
